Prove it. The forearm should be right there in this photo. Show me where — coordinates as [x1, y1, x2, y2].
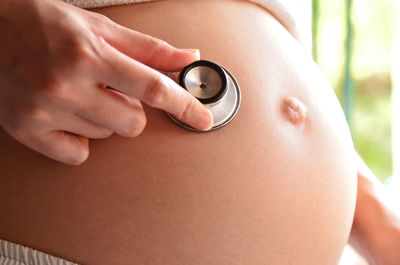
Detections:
[350, 151, 400, 265]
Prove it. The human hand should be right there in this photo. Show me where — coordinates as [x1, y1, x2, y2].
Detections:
[0, 0, 212, 165]
[351, 194, 400, 265]
[350, 153, 400, 265]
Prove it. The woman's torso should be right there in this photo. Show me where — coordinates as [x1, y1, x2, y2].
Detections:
[0, 1, 357, 264]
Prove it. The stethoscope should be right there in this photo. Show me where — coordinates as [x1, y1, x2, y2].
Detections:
[167, 60, 241, 131]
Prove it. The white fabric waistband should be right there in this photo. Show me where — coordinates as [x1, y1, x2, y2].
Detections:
[0, 239, 79, 265]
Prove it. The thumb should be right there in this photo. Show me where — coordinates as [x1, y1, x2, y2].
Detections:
[90, 16, 200, 71]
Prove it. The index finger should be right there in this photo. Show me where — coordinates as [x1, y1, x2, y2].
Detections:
[97, 43, 213, 131]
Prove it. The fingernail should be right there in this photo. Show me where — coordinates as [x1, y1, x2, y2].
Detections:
[182, 49, 200, 60]
[195, 109, 213, 131]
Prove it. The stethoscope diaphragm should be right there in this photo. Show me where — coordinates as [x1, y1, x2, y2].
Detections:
[167, 60, 241, 131]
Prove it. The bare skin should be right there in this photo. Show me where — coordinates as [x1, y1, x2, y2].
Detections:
[0, 0, 213, 165]
[0, 0, 360, 265]
[350, 154, 400, 265]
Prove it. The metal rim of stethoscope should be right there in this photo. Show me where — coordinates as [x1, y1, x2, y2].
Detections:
[179, 60, 228, 104]
[167, 60, 241, 132]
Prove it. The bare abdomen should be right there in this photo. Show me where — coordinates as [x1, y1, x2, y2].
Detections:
[0, 1, 357, 264]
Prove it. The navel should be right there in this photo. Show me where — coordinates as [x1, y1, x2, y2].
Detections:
[280, 97, 307, 125]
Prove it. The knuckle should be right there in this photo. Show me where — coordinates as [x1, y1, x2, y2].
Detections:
[148, 36, 168, 51]
[67, 148, 89, 165]
[59, 36, 95, 66]
[93, 128, 114, 139]
[124, 108, 147, 137]
[99, 128, 114, 138]
[40, 73, 64, 95]
[25, 105, 50, 122]
[143, 76, 168, 107]
[146, 36, 169, 62]
[6, 104, 48, 129]
[38, 75, 72, 106]
[73, 41, 95, 62]
[88, 34, 109, 59]
[124, 125, 140, 138]
[92, 13, 113, 24]
[177, 96, 197, 121]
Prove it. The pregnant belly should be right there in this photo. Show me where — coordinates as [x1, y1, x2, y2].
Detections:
[0, 0, 357, 264]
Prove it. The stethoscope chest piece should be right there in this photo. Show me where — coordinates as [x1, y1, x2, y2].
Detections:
[167, 60, 241, 131]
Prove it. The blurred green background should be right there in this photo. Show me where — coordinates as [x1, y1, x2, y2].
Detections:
[312, 0, 396, 182]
